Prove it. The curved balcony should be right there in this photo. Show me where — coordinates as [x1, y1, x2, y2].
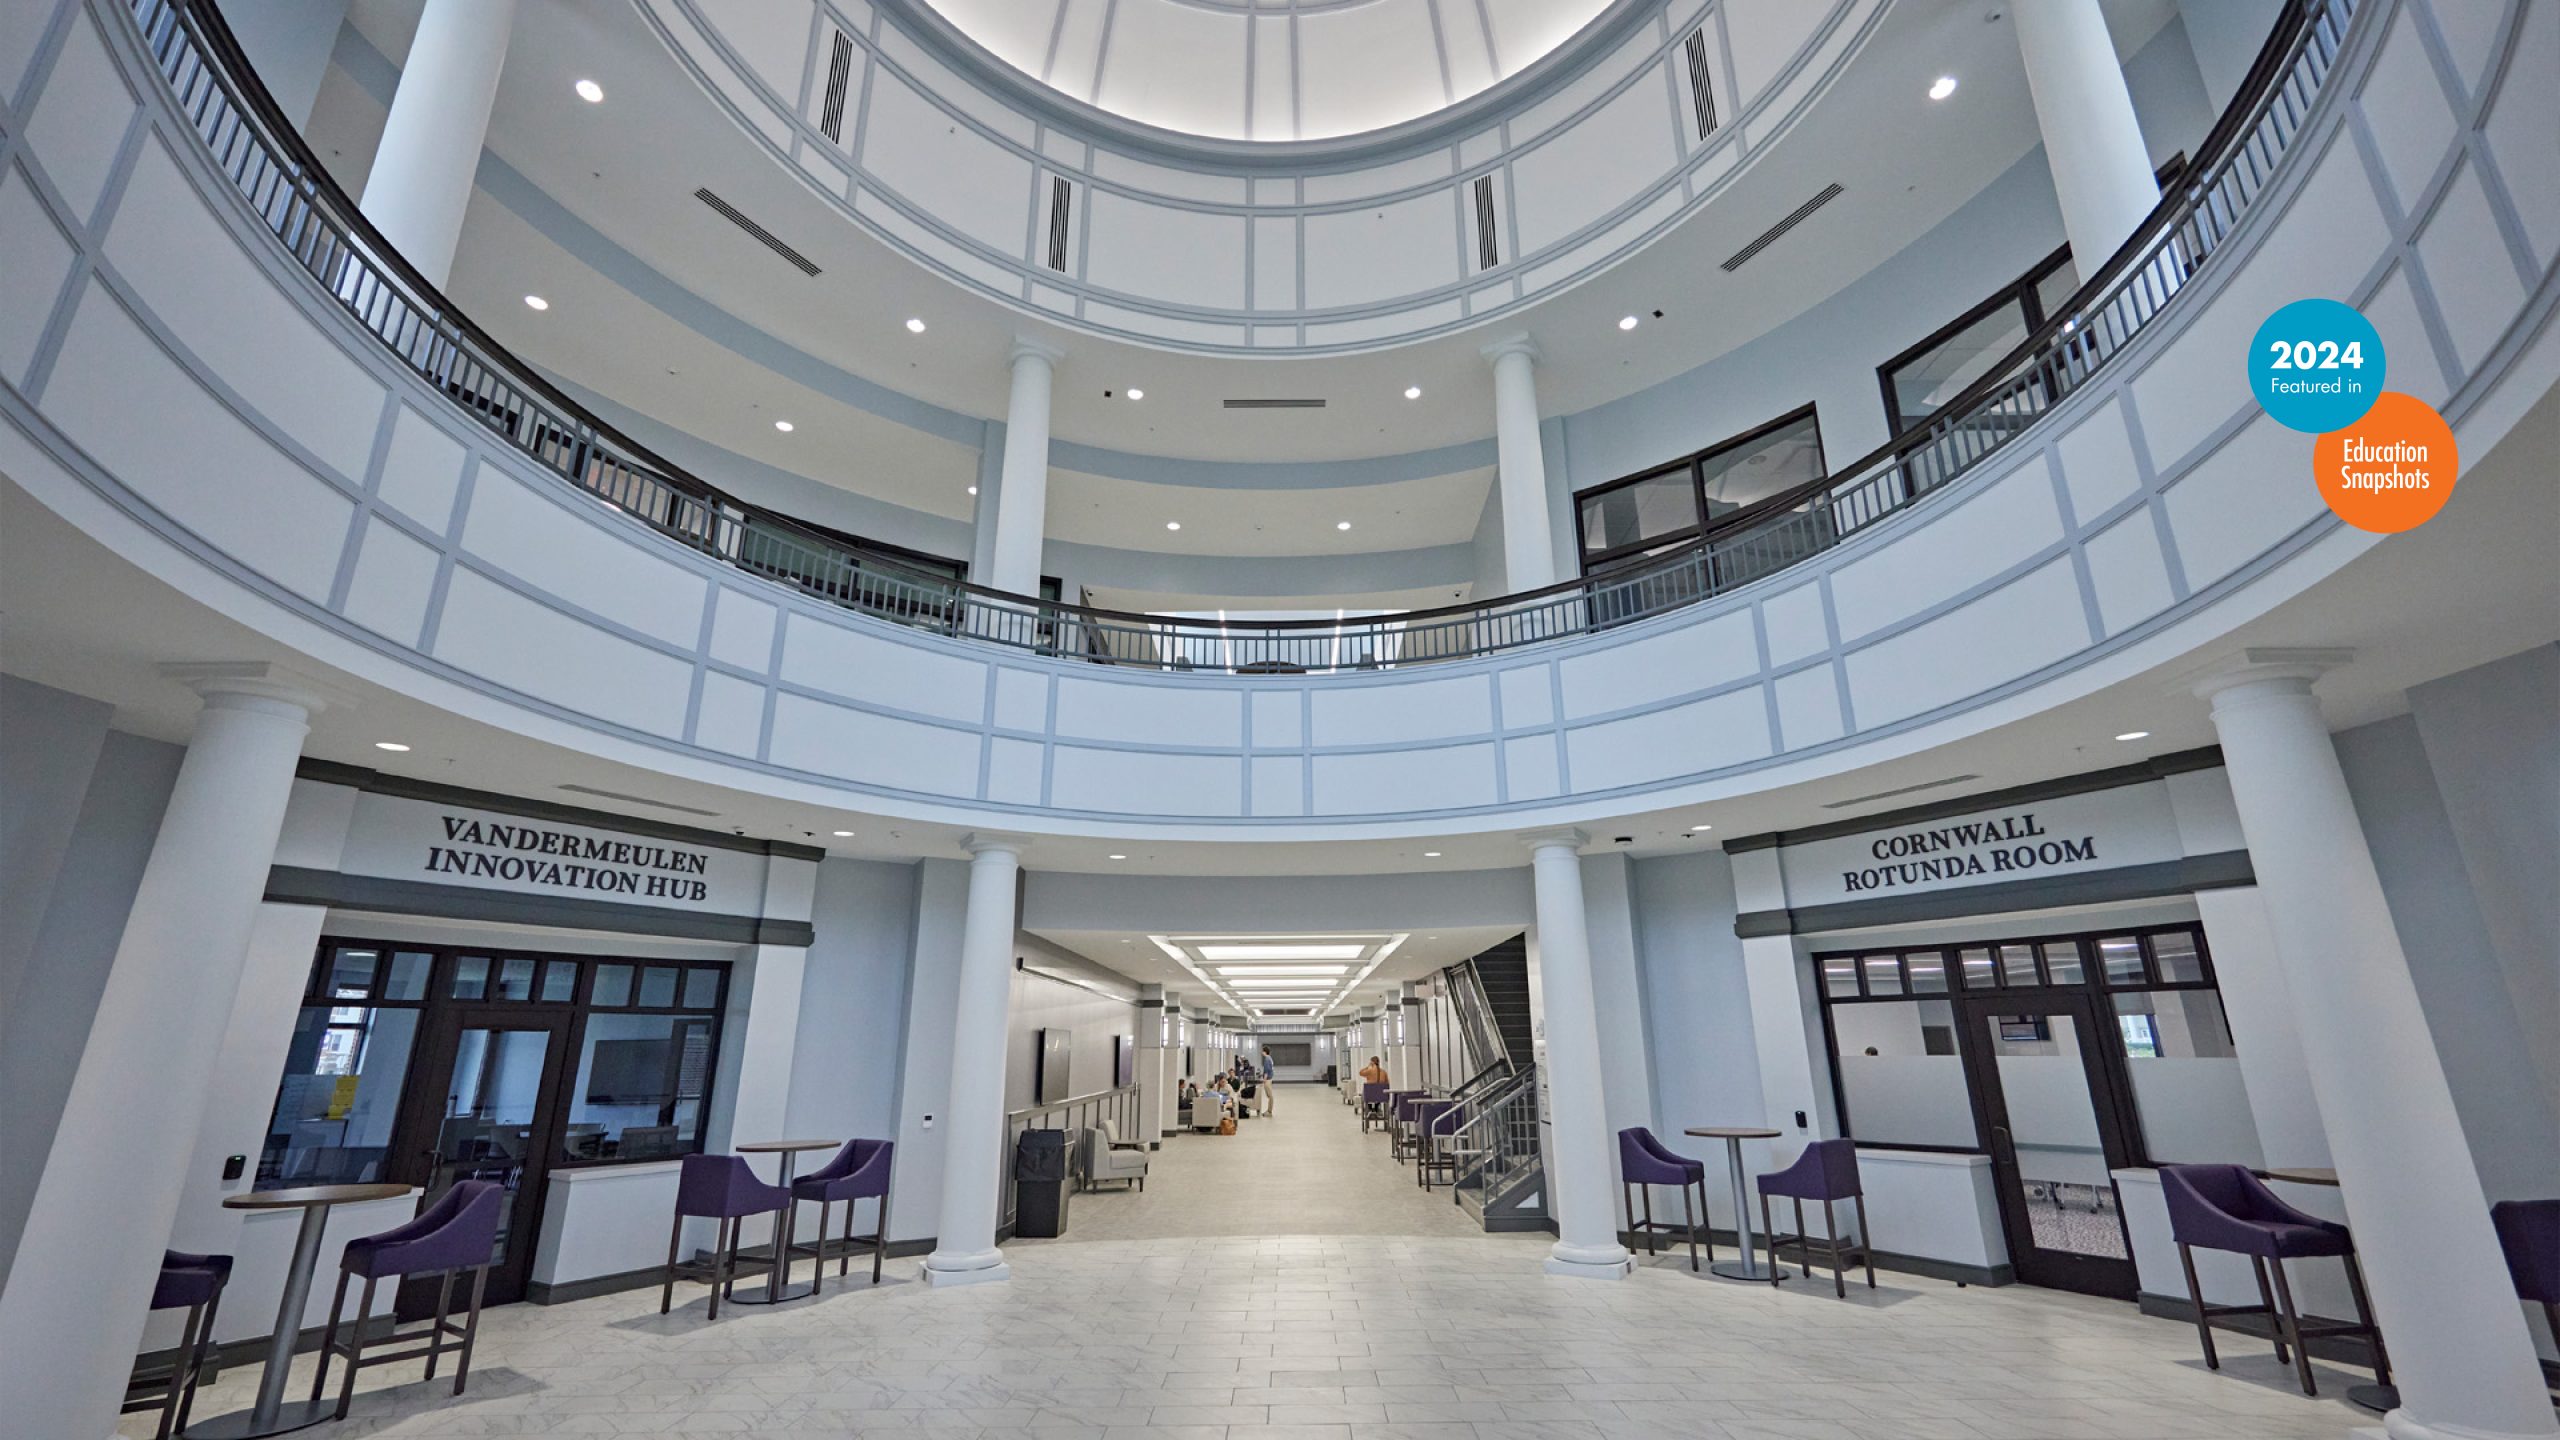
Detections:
[3, 0, 2554, 832]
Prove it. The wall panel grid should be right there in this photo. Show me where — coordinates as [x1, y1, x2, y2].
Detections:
[2, 0, 2554, 828]
[633, 0, 1887, 353]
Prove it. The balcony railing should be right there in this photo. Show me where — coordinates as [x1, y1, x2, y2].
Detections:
[126, 0, 2351, 677]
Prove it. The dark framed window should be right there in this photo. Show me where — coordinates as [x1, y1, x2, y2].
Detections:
[1878, 248, 2077, 437]
[258, 940, 732, 1185]
[1813, 923, 2255, 1166]
[1573, 405, 1825, 575]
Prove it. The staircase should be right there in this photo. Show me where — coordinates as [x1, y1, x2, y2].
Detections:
[1438, 936, 1546, 1231]
[1469, 936, 1535, 1069]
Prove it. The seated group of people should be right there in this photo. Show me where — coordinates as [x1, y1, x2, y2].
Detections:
[1180, 1052, 1275, 1133]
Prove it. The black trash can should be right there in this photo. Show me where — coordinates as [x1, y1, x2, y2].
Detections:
[1014, 1129, 1071, 1239]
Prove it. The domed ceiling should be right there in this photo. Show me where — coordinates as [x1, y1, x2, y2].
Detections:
[924, 0, 1614, 142]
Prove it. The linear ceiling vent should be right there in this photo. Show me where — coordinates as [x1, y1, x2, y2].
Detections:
[819, 30, 854, 143]
[557, 783, 723, 817]
[1223, 397, 1327, 409]
[1047, 176, 1073, 271]
[1819, 773, 1982, 810]
[1683, 29, 1718, 139]
[1720, 182, 1844, 272]
[1472, 174, 1500, 270]
[693, 188, 822, 276]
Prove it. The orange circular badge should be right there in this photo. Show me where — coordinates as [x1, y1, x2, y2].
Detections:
[2313, 391, 2457, 533]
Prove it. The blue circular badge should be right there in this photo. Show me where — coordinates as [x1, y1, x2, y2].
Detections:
[2248, 299, 2386, 432]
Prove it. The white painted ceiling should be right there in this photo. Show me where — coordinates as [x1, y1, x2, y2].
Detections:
[924, 0, 1613, 141]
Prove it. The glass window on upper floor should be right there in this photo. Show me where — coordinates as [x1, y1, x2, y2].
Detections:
[1880, 249, 2078, 436]
[1575, 405, 1825, 576]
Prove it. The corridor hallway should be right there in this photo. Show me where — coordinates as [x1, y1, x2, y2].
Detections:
[1014, 1083, 1510, 1243]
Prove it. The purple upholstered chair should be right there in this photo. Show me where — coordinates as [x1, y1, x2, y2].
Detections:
[2161, 1164, 2389, 1396]
[1359, 1081, 1391, 1132]
[1412, 1100, 1463, 1190]
[121, 1250, 230, 1437]
[793, 1139, 894, 1291]
[313, 1179, 504, 1418]
[1388, 1091, 1429, 1161]
[1618, 1128, 1710, 1272]
[2490, 1199, 2560, 1342]
[1757, 1139, 1872, 1296]
[662, 1153, 792, 1319]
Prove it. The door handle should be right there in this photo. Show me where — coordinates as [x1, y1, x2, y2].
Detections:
[1991, 1125, 2013, 1157]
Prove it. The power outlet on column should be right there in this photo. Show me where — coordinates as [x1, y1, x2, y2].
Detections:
[922, 1115, 935, 1129]
[1793, 1110, 1807, 1129]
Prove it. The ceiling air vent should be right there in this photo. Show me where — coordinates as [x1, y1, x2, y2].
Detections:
[693, 188, 822, 276]
[1720, 182, 1845, 272]
[1047, 176, 1073, 272]
[1819, 773, 1982, 810]
[1683, 30, 1718, 140]
[557, 783, 722, 817]
[1472, 174, 1499, 270]
[1223, 397, 1327, 409]
[819, 30, 854, 144]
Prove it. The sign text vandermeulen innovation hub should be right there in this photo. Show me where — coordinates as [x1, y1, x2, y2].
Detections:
[1839, 811, 2097, 895]
[423, 813, 714, 901]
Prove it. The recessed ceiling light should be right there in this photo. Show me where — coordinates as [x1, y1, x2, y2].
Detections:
[2115, 730, 2151, 741]
[1165, 521, 1181, 531]
[374, 741, 411, 752]
[1108, 853, 1128, 860]
[1336, 521, 1352, 531]
[575, 79, 604, 103]
[773, 420, 794, 432]
[1199, 943, 1367, 961]
[967, 485, 978, 495]
[904, 317, 926, 334]
[1617, 315, 1640, 331]
[1930, 75, 1958, 100]
[523, 295, 549, 311]
[1423, 851, 1441, 857]
[832, 829, 854, 837]
[1403, 385, 1422, 400]
[1125, 388, 1144, 401]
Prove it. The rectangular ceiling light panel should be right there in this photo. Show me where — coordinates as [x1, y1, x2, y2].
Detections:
[1196, 943, 1367, 961]
[1212, 964, 1350, 976]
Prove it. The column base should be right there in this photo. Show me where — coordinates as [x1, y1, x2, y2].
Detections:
[1543, 1240, 1634, 1280]
[923, 1249, 1011, 1288]
[2372, 1409, 2560, 1440]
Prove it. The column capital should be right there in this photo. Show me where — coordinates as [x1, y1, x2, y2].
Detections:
[2191, 647, 2356, 705]
[961, 832, 1031, 858]
[1480, 332, 1541, 366]
[1518, 826, 1588, 855]
[157, 661, 340, 717]
[1009, 335, 1065, 369]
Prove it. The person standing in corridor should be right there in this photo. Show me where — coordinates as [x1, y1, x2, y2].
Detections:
[1258, 1046, 1276, 1115]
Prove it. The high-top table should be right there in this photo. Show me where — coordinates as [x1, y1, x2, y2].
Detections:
[1686, 1127, 1786, 1282]
[187, 1182, 414, 1439]
[730, 1139, 837, 1304]
[2261, 1166, 2397, 1414]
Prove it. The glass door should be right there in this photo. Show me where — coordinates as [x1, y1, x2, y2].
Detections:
[388, 1007, 575, 1309]
[1956, 993, 2140, 1297]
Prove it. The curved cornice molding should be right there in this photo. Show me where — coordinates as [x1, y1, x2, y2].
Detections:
[634, 0, 1890, 355]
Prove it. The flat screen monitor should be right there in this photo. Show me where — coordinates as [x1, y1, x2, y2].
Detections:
[1036, 1028, 1073, 1104]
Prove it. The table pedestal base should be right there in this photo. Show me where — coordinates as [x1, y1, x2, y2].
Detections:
[724, 1277, 817, 1305]
[183, 1396, 343, 1439]
[1710, 1258, 1786, 1283]
[2345, 1383, 2399, 1415]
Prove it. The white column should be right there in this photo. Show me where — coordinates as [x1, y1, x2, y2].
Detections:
[980, 341, 1061, 595]
[2014, 0, 2159, 267]
[1484, 336, 1558, 593]
[1524, 829, 1633, 1279]
[359, 0, 517, 289]
[0, 664, 319, 1440]
[924, 837, 1023, 1287]
[2198, 652, 2558, 1440]
[1135, 984, 1169, 1144]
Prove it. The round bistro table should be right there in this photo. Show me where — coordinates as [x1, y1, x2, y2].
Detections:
[186, 1183, 414, 1439]
[729, 1140, 839, 1304]
[1686, 1127, 1786, 1282]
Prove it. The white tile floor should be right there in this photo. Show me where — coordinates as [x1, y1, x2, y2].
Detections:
[138, 1090, 2382, 1439]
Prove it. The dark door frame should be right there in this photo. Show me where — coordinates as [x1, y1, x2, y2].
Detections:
[1954, 991, 2142, 1298]
[386, 1005, 580, 1310]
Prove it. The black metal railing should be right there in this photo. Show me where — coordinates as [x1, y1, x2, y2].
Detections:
[123, 0, 2350, 677]
[996, 1084, 1145, 1233]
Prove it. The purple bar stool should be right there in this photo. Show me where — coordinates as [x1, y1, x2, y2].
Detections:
[1412, 1100, 1461, 1190]
[2490, 1199, 2560, 1352]
[1359, 1082, 1390, 1132]
[792, 1139, 895, 1291]
[1388, 1091, 1428, 1161]
[1757, 1138, 1873, 1296]
[2162, 1163, 2390, 1396]
[1616, 1128, 1710, 1272]
[121, 1250, 231, 1438]
[662, 1153, 792, 1319]
[312, 1179, 504, 1419]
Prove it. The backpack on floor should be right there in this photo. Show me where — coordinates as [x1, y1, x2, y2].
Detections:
[1218, 1116, 1237, 1135]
